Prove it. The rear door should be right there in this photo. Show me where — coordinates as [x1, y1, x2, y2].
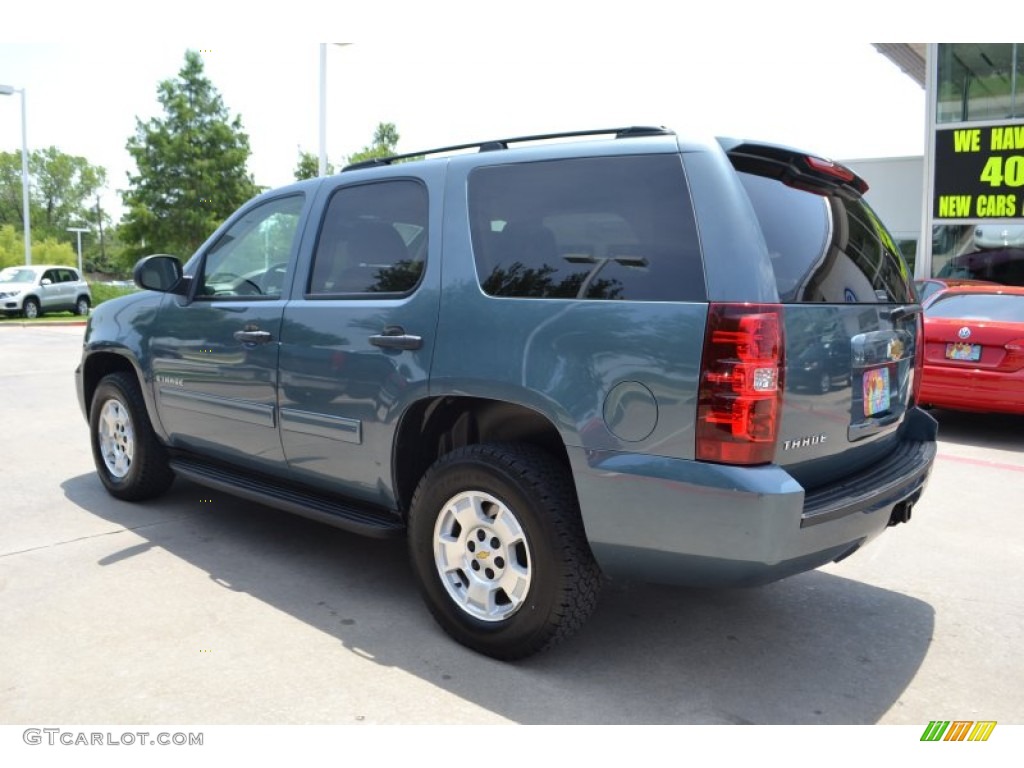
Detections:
[278, 173, 440, 509]
[730, 145, 920, 488]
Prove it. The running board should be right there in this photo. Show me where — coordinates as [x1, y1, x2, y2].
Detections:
[169, 456, 405, 539]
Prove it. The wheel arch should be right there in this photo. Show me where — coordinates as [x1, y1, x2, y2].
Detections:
[80, 351, 162, 437]
[392, 396, 571, 516]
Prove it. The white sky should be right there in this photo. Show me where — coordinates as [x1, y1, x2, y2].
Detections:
[0, 3, 1000, 224]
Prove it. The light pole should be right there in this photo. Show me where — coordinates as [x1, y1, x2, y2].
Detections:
[67, 226, 89, 276]
[318, 43, 352, 177]
[0, 83, 31, 265]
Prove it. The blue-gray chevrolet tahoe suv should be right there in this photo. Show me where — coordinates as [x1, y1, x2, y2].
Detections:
[76, 127, 937, 659]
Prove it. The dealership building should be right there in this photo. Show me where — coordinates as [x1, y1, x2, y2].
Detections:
[847, 44, 1024, 286]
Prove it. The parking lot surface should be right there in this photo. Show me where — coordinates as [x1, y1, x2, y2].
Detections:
[1, 324, 1022, 725]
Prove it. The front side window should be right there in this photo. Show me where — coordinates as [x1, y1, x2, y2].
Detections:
[468, 155, 704, 301]
[308, 180, 428, 296]
[198, 194, 304, 299]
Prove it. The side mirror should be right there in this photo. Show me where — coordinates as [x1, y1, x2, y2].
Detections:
[40, 278, 52, 286]
[133, 254, 187, 295]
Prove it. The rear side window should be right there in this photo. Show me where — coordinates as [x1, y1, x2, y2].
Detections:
[738, 173, 914, 304]
[469, 155, 704, 301]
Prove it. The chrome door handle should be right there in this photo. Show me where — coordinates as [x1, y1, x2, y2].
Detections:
[233, 330, 273, 344]
[369, 326, 422, 350]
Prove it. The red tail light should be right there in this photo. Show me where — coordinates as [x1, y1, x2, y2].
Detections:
[696, 303, 784, 465]
[1002, 338, 1024, 371]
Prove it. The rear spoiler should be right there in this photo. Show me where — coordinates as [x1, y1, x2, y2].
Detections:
[718, 138, 869, 198]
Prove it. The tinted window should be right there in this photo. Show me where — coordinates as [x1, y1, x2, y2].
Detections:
[309, 180, 428, 296]
[739, 173, 914, 304]
[469, 155, 704, 301]
[200, 194, 304, 299]
[925, 293, 1024, 321]
[937, 247, 1024, 286]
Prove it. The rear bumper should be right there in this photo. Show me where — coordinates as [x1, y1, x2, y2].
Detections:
[570, 409, 937, 587]
[920, 366, 1024, 414]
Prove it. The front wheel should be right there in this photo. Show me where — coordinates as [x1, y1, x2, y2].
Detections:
[408, 443, 601, 660]
[89, 372, 175, 500]
[22, 297, 40, 319]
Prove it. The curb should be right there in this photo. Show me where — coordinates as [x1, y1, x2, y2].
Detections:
[0, 320, 88, 328]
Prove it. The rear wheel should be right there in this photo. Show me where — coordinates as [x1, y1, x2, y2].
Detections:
[408, 443, 601, 660]
[22, 298, 40, 319]
[818, 371, 832, 394]
[75, 296, 91, 316]
[89, 372, 174, 500]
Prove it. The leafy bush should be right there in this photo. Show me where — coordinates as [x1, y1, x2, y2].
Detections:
[90, 282, 139, 307]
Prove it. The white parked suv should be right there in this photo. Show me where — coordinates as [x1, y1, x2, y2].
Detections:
[0, 265, 92, 318]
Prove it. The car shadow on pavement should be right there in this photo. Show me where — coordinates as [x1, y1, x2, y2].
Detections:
[61, 473, 934, 725]
[925, 408, 1024, 453]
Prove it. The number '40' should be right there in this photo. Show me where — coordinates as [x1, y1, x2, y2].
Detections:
[980, 156, 1024, 187]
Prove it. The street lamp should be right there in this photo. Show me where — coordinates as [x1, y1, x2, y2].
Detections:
[67, 226, 89, 276]
[0, 83, 31, 265]
[318, 43, 352, 177]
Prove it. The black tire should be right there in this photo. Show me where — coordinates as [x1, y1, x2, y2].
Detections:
[22, 297, 40, 319]
[818, 371, 832, 394]
[89, 371, 175, 501]
[408, 442, 601, 660]
[74, 296, 91, 316]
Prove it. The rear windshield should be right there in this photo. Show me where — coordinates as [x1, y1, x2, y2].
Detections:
[738, 173, 915, 305]
[925, 293, 1024, 321]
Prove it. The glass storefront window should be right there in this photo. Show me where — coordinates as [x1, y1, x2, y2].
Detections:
[937, 44, 1023, 124]
[931, 223, 1024, 284]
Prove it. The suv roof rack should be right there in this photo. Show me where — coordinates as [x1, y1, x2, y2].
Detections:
[342, 126, 674, 171]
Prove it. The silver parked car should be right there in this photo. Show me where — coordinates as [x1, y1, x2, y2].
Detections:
[0, 265, 92, 318]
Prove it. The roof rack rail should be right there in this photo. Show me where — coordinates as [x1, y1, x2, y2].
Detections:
[342, 126, 674, 171]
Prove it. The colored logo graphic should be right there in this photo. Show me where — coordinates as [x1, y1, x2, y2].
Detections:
[863, 367, 891, 417]
[920, 720, 997, 742]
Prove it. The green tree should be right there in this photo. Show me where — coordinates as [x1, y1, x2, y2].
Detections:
[30, 147, 106, 239]
[346, 122, 401, 165]
[0, 148, 106, 242]
[0, 224, 76, 269]
[0, 151, 25, 228]
[294, 149, 335, 181]
[121, 50, 259, 258]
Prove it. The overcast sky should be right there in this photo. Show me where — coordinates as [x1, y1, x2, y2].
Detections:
[0, 5, 973, 225]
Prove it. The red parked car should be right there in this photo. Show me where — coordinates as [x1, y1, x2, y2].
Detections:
[918, 285, 1024, 414]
